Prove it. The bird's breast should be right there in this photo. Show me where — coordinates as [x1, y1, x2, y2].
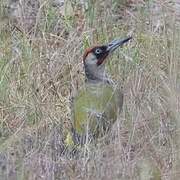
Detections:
[73, 83, 118, 134]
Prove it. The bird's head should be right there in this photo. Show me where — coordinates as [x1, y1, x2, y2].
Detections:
[83, 37, 132, 82]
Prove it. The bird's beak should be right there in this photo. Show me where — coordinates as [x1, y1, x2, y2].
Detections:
[106, 36, 132, 53]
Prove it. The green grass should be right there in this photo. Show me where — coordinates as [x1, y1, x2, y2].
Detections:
[0, 0, 180, 179]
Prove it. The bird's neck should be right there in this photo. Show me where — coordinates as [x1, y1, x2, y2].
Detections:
[85, 65, 113, 84]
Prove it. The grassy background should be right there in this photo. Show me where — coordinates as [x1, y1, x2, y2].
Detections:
[0, 0, 180, 179]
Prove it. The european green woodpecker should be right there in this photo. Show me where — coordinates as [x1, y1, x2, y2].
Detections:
[70, 37, 132, 145]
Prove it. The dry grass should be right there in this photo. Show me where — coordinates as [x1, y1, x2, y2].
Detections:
[0, 0, 180, 179]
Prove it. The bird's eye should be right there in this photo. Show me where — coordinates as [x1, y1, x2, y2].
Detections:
[95, 48, 102, 54]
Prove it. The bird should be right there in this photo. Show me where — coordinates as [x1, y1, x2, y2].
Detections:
[67, 37, 132, 145]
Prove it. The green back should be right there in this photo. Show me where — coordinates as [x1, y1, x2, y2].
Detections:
[73, 83, 118, 135]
